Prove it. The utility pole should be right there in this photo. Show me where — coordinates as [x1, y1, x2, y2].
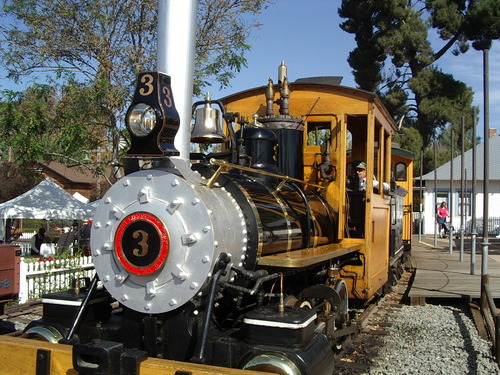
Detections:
[460, 117, 465, 261]
[481, 48, 490, 294]
[434, 141, 438, 248]
[449, 130, 454, 254]
[471, 108, 477, 275]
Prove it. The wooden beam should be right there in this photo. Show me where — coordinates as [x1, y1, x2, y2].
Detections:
[0, 336, 273, 375]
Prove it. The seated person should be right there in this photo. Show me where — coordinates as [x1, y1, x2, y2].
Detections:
[346, 161, 366, 237]
[346, 161, 369, 191]
[356, 162, 368, 190]
[351, 161, 390, 193]
[30, 228, 50, 256]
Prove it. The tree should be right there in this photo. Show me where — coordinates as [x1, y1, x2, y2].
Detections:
[337, 0, 412, 92]
[0, 160, 38, 203]
[0, 84, 102, 165]
[338, 0, 499, 173]
[195, 0, 271, 95]
[0, 0, 271, 178]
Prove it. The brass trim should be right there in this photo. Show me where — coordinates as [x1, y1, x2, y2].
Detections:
[230, 180, 264, 259]
[208, 159, 325, 190]
[206, 165, 224, 188]
[269, 186, 292, 252]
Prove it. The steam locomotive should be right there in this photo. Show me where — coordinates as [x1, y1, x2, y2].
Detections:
[19, 64, 413, 375]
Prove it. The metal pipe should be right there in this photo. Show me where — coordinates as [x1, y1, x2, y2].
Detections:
[471, 107, 477, 275]
[62, 274, 99, 343]
[460, 117, 465, 261]
[192, 253, 230, 364]
[449, 130, 454, 254]
[222, 273, 280, 296]
[419, 150, 423, 241]
[157, 0, 198, 159]
[481, 48, 490, 280]
[434, 141, 438, 248]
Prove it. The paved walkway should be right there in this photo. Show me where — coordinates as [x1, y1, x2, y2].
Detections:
[408, 234, 500, 302]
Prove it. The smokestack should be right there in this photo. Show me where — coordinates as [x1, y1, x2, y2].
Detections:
[157, 0, 198, 159]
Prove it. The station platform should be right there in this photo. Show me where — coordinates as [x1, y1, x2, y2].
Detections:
[408, 234, 500, 303]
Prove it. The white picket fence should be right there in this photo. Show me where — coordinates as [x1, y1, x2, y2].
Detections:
[15, 242, 32, 257]
[19, 256, 95, 303]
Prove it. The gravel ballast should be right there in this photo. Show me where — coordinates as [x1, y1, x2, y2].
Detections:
[362, 304, 500, 375]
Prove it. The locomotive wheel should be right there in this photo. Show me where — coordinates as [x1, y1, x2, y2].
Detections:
[383, 282, 393, 295]
[242, 353, 302, 375]
[22, 322, 65, 343]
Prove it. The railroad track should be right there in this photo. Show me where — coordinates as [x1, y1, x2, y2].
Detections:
[1, 274, 490, 372]
[335, 268, 414, 374]
[334, 266, 497, 375]
[0, 300, 43, 336]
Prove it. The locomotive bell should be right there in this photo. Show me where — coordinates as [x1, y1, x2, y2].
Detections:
[191, 93, 229, 144]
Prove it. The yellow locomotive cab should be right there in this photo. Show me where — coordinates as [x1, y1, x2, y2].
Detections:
[222, 75, 413, 302]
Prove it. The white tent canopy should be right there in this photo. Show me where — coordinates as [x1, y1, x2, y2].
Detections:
[0, 177, 94, 220]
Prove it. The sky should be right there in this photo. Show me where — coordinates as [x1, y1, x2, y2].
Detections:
[209, 0, 357, 95]
[1, 0, 498, 140]
[205, 0, 500, 141]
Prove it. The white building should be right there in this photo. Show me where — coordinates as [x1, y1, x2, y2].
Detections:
[418, 132, 500, 235]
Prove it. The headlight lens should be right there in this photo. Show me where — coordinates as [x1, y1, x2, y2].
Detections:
[128, 103, 157, 137]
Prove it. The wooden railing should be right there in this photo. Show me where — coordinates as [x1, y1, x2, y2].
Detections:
[480, 275, 500, 366]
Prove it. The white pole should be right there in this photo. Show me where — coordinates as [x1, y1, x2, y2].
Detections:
[157, 0, 198, 159]
[18, 257, 28, 303]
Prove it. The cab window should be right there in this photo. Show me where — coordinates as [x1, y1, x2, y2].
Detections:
[395, 162, 407, 181]
[307, 122, 331, 146]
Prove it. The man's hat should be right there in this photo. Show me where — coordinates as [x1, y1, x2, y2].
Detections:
[356, 162, 366, 170]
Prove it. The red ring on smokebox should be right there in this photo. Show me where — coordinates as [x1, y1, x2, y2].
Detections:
[114, 212, 169, 275]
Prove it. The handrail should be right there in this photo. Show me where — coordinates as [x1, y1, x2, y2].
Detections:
[480, 277, 500, 366]
[208, 159, 326, 190]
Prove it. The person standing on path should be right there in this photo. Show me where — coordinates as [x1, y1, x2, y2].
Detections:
[436, 202, 450, 237]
